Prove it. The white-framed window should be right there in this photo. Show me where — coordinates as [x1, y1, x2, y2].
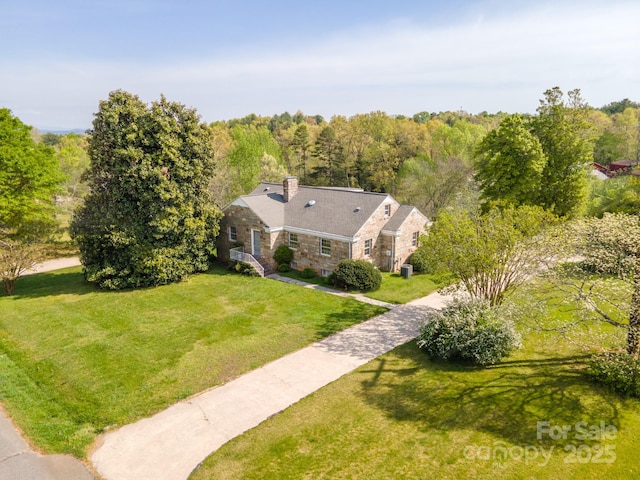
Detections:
[364, 239, 372, 256]
[321, 269, 331, 277]
[320, 238, 331, 256]
[412, 231, 419, 247]
[289, 232, 298, 249]
[229, 226, 237, 241]
[384, 204, 391, 216]
[291, 261, 298, 269]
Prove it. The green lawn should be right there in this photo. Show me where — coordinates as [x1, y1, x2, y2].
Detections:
[365, 272, 451, 304]
[0, 265, 385, 457]
[277, 269, 447, 304]
[190, 291, 640, 480]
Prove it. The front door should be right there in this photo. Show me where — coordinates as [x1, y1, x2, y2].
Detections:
[251, 230, 261, 258]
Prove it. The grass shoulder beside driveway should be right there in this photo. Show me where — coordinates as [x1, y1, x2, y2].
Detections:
[190, 287, 640, 480]
[277, 269, 448, 305]
[0, 264, 386, 457]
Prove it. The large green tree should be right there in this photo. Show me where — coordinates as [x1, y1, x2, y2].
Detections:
[71, 90, 222, 289]
[0, 108, 63, 294]
[531, 87, 594, 217]
[475, 114, 547, 209]
[226, 125, 283, 194]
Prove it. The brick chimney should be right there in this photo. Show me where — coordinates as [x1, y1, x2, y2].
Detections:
[283, 176, 298, 202]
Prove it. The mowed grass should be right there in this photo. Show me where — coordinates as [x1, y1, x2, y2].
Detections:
[191, 294, 640, 479]
[277, 269, 447, 305]
[365, 272, 450, 304]
[0, 265, 385, 457]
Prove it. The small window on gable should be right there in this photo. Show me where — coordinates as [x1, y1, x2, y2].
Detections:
[229, 226, 237, 241]
[412, 231, 420, 247]
[364, 239, 372, 256]
[320, 238, 331, 256]
[384, 204, 391, 216]
[289, 232, 298, 249]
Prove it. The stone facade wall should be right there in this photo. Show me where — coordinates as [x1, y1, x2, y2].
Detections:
[217, 205, 273, 263]
[352, 201, 399, 270]
[391, 210, 428, 271]
[276, 232, 350, 275]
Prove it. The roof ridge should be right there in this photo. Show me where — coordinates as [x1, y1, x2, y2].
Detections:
[296, 184, 389, 196]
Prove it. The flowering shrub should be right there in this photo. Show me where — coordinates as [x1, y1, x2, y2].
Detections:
[417, 299, 522, 366]
[576, 213, 640, 280]
[588, 351, 640, 397]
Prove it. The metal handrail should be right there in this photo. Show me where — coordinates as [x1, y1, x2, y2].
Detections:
[230, 247, 265, 277]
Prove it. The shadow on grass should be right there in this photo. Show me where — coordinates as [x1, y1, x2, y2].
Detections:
[9, 269, 95, 299]
[8, 264, 236, 300]
[314, 300, 389, 340]
[358, 343, 621, 446]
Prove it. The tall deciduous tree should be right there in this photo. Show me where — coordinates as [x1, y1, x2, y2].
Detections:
[227, 125, 283, 193]
[291, 123, 311, 182]
[397, 155, 472, 218]
[71, 90, 222, 290]
[55, 133, 90, 198]
[475, 114, 547, 209]
[531, 87, 594, 217]
[0, 108, 64, 294]
[416, 206, 557, 306]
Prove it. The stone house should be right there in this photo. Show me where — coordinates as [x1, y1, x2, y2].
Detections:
[217, 177, 429, 276]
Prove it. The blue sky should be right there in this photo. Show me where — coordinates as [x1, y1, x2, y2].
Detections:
[1, 0, 639, 130]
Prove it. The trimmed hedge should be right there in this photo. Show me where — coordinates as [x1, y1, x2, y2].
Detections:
[330, 259, 382, 291]
[417, 299, 521, 366]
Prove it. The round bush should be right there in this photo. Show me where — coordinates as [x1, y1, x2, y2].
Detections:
[417, 299, 521, 366]
[409, 247, 434, 273]
[588, 351, 640, 397]
[331, 259, 382, 291]
[273, 245, 294, 266]
[300, 268, 316, 279]
[277, 263, 291, 273]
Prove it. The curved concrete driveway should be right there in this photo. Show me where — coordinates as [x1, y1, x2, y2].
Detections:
[90, 288, 450, 480]
[1, 257, 94, 480]
[0, 406, 94, 480]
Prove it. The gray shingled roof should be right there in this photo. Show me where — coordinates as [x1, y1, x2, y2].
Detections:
[234, 183, 393, 238]
[383, 205, 417, 232]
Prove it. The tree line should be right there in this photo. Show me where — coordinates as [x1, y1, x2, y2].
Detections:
[2, 87, 640, 295]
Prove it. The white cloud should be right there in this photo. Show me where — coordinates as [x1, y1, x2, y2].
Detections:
[2, 1, 639, 129]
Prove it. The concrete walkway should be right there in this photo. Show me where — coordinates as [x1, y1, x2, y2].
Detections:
[0, 257, 95, 480]
[90, 286, 450, 480]
[23, 256, 81, 275]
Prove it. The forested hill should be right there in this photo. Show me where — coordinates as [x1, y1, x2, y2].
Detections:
[35, 94, 640, 218]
